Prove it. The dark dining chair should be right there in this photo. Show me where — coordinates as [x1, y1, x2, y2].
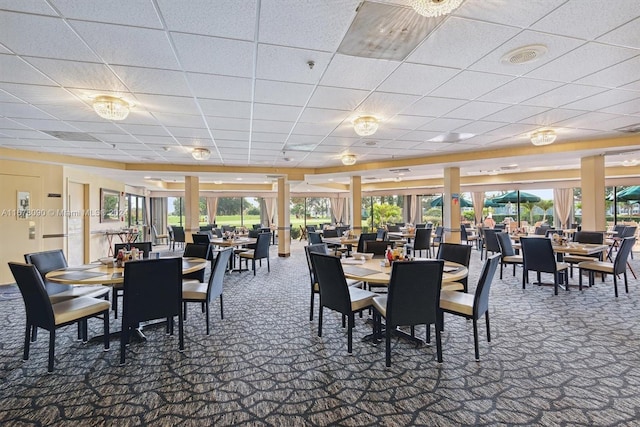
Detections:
[405, 227, 432, 258]
[432, 226, 444, 253]
[363, 240, 395, 258]
[520, 237, 568, 295]
[182, 247, 233, 335]
[238, 232, 271, 275]
[309, 252, 376, 354]
[182, 243, 210, 283]
[376, 229, 387, 241]
[304, 243, 330, 321]
[579, 237, 635, 297]
[372, 260, 444, 366]
[495, 232, 523, 279]
[439, 254, 500, 361]
[387, 224, 401, 232]
[356, 233, 378, 253]
[308, 232, 323, 245]
[120, 258, 183, 364]
[563, 231, 604, 277]
[437, 243, 472, 292]
[111, 242, 153, 318]
[8, 262, 110, 372]
[482, 229, 502, 261]
[170, 226, 186, 250]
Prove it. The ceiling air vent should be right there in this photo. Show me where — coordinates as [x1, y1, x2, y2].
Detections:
[615, 123, 640, 134]
[41, 131, 101, 142]
[501, 44, 548, 65]
[389, 168, 411, 173]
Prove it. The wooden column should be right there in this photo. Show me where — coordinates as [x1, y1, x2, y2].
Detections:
[277, 177, 290, 257]
[443, 167, 461, 243]
[184, 176, 200, 243]
[581, 155, 606, 230]
[350, 176, 362, 233]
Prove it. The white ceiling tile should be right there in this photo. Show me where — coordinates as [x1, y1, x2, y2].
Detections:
[172, 34, 254, 77]
[359, 92, 420, 118]
[51, 0, 162, 28]
[390, 115, 434, 130]
[186, 73, 252, 101]
[292, 122, 335, 136]
[0, 55, 56, 85]
[445, 101, 509, 121]
[454, 121, 507, 135]
[430, 71, 514, 100]
[117, 124, 170, 137]
[210, 130, 249, 141]
[134, 94, 200, 115]
[259, 0, 358, 51]
[27, 57, 128, 92]
[526, 43, 638, 83]
[71, 21, 179, 69]
[110, 66, 191, 97]
[167, 127, 211, 139]
[598, 17, 640, 49]
[252, 132, 287, 143]
[320, 54, 399, 90]
[479, 78, 565, 105]
[378, 63, 459, 96]
[11, 118, 78, 132]
[455, 0, 566, 29]
[407, 97, 467, 117]
[252, 104, 302, 122]
[1, 103, 57, 120]
[488, 123, 538, 137]
[419, 118, 471, 132]
[407, 17, 519, 69]
[0, 83, 78, 105]
[256, 44, 331, 85]
[157, 0, 257, 40]
[308, 86, 368, 111]
[0, 128, 55, 139]
[576, 56, 640, 89]
[198, 99, 251, 119]
[601, 98, 640, 116]
[208, 117, 250, 132]
[251, 120, 293, 134]
[133, 135, 177, 146]
[561, 89, 640, 112]
[523, 84, 608, 108]
[482, 105, 549, 123]
[217, 139, 250, 149]
[251, 141, 283, 151]
[0, 1, 57, 15]
[517, 109, 586, 127]
[532, 0, 640, 40]
[298, 108, 350, 124]
[399, 130, 441, 142]
[254, 80, 314, 106]
[152, 113, 205, 128]
[0, 12, 99, 61]
[91, 133, 138, 143]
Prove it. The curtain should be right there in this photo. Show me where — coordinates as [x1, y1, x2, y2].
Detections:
[407, 195, 422, 224]
[330, 197, 346, 224]
[553, 188, 573, 229]
[471, 191, 485, 225]
[263, 197, 277, 225]
[206, 197, 218, 225]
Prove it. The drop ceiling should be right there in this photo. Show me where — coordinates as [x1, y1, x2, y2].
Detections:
[1, 0, 639, 191]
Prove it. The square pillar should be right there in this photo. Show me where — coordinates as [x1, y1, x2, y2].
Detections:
[350, 176, 362, 233]
[184, 176, 200, 243]
[581, 155, 606, 230]
[277, 177, 290, 257]
[443, 167, 461, 244]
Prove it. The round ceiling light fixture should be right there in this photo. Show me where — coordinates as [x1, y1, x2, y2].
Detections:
[530, 129, 557, 146]
[501, 44, 548, 65]
[353, 116, 379, 137]
[92, 95, 131, 121]
[341, 154, 357, 166]
[410, 0, 463, 17]
[191, 147, 211, 160]
[622, 159, 639, 167]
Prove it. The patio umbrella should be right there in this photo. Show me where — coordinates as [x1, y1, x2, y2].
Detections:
[491, 191, 541, 204]
[429, 195, 473, 208]
[615, 186, 640, 202]
[484, 199, 501, 208]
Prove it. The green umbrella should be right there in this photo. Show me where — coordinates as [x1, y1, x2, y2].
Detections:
[616, 186, 640, 202]
[429, 195, 473, 208]
[491, 191, 541, 204]
[484, 199, 501, 208]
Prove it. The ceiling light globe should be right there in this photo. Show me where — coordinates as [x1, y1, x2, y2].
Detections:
[410, 0, 463, 17]
[192, 147, 211, 161]
[93, 96, 130, 121]
[353, 116, 379, 137]
[530, 130, 557, 146]
[341, 154, 357, 166]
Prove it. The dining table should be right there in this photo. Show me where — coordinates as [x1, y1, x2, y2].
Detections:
[210, 237, 257, 270]
[322, 236, 360, 256]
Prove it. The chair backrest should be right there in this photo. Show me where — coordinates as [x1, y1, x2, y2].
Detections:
[387, 224, 401, 232]
[24, 249, 70, 294]
[437, 243, 472, 267]
[612, 224, 626, 235]
[363, 240, 394, 256]
[495, 232, 516, 257]
[545, 229, 562, 238]
[622, 226, 637, 238]
[494, 223, 506, 231]
[573, 231, 603, 244]
[171, 226, 186, 242]
[199, 225, 213, 232]
[460, 224, 469, 240]
[412, 227, 432, 251]
[123, 258, 182, 324]
[433, 226, 444, 243]
[248, 229, 260, 238]
[534, 225, 551, 235]
[213, 228, 223, 238]
[207, 248, 232, 301]
[183, 243, 210, 259]
[473, 254, 500, 318]
[222, 225, 236, 233]
[614, 237, 636, 275]
[253, 232, 271, 259]
[8, 262, 55, 329]
[167, 226, 174, 239]
[520, 237, 556, 273]
[308, 232, 323, 245]
[309, 252, 351, 315]
[415, 223, 427, 229]
[306, 225, 317, 233]
[335, 226, 349, 237]
[376, 229, 387, 241]
[114, 242, 152, 259]
[357, 232, 377, 253]
[484, 229, 502, 253]
[252, 224, 262, 230]
[386, 260, 444, 329]
[304, 243, 329, 286]
[323, 228, 339, 238]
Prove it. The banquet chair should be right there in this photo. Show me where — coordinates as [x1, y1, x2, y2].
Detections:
[238, 232, 271, 275]
[482, 229, 502, 261]
[8, 262, 110, 372]
[308, 232, 323, 245]
[310, 252, 377, 353]
[520, 237, 568, 295]
[387, 224, 401, 232]
[372, 260, 444, 366]
[170, 226, 186, 251]
[152, 224, 169, 246]
[182, 243, 210, 283]
[460, 224, 479, 247]
[111, 242, 153, 318]
[167, 226, 175, 248]
[120, 258, 183, 364]
[363, 240, 395, 258]
[405, 227, 432, 258]
[437, 243, 472, 292]
[495, 232, 523, 279]
[579, 237, 635, 297]
[439, 254, 500, 361]
[182, 247, 233, 335]
[563, 231, 604, 277]
[376, 229, 388, 241]
[431, 226, 444, 253]
[322, 228, 344, 255]
[356, 233, 378, 253]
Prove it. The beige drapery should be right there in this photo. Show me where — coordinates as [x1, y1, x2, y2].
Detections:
[330, 197, 346, 224]
[553, 188, 573, 229]
[144, 196, 152, 240]
[263, 197, 277, 225]
[206, 197, 218, 225]
[408, 195, 422, 224]
[471, 191, 485, 225]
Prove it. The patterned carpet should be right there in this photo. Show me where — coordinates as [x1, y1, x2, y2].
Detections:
[1, 241, 640, 426]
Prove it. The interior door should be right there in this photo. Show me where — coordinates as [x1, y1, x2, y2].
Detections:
[67, 181, 85, 265]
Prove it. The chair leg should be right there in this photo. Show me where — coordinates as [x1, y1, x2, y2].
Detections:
[579, 268, 583, 290]
[48, 330, 55, 373]
[23, 325, 31, 361]
[113, 289, 119, 319]
[183, 302, 188, 321]
[103, 311, 110, 351]
[347, 314, 354, 354]
[267, 257, 270, 272]
[385, 322, 392, 367]
[220, 294, 224, 320]
[472, 318, 480, 361]
[613, 275, 619, 298]
[485, 312, 491, 343]
[522, 270, 527, 290]
[252, 259, 256, 276]
[624, 272, 629, 294]
[318, 306, 323, 337]
[178, 312, 184, 352]
[205, 302, 210, 335]
[499, 261, 503, 279]
[310, 292, 315, 321]
[425, 323, 431, 343]
[435, 315, 443, 363]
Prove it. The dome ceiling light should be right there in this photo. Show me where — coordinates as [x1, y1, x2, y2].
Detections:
[191, 147, 211, 161]
[410, 0, 463, 17]
[353, 116, 379, 137]
[341, 154, 357, 166]
[92, 96, 130, 121]
[530, 130, 557, 146]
